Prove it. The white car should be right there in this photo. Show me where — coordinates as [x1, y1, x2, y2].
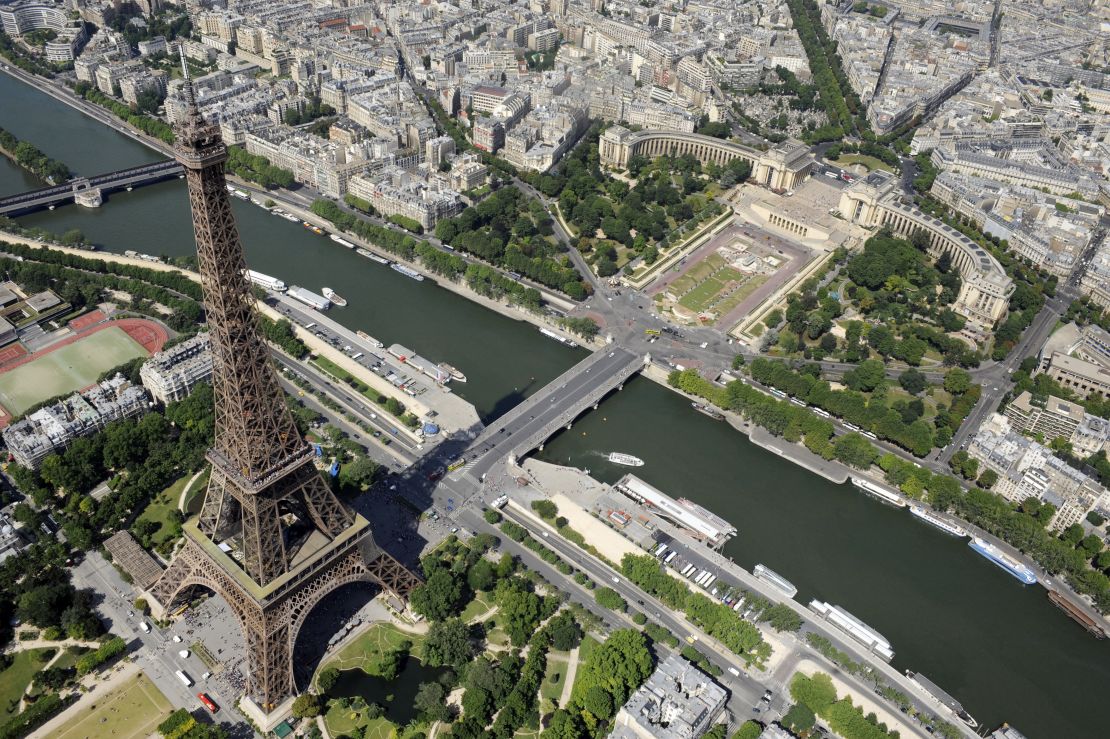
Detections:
[172, 635, 183, 643]
[178, 649, 190, 659]
[612, 577, 620, 584]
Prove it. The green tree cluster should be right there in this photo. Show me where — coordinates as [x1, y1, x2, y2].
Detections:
[0, 126, 70, 183]
[225, 146, 294, 188]
[73, 82, 174, 143]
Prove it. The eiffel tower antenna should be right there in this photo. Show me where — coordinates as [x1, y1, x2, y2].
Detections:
[148, 65, 419, 718]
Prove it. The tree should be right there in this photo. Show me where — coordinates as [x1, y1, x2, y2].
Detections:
[423, 618, 474, 668]
[977, 469, 998, 489]
[844, 359, 886, 392]
[944, 368, 971, 394]
[548, 611, 582, 651]
[531, 499, 558, 520]
[467, 559, 496, 592]
[317, 667, 340, 693]
[782, 703, 816, 733]
[898, 368, 927, 395]
[595, 587, 626, 610]
[582, 685, 614, 719]
[732, 721, 764, 739]
[410, 568, 465, 621]
[291, 693, 321, 718]
[414, 681, 452, 722]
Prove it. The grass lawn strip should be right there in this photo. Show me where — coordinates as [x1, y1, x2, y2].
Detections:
[318, 623, 425, 679]
[568, 635, 600, 697]
[50, 671, 172, 739]
[134, 475, 190, 550]
[0, 648, 51, 719]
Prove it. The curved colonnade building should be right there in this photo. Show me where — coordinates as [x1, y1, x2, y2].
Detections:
[838, 171, 1013, 327]
[598, 125, 814, 193]
[0, 0, 87, 62]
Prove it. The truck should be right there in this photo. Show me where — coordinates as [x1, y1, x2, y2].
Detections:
[138, 622, 151, 634]
[175, 670, 194, 687]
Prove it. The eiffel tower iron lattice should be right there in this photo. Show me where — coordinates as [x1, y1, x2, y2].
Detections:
[149, 64, 419, 713]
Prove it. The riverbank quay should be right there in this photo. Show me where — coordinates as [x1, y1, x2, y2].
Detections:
[659, 362, 1110, 636]
[514, 457, 973, 738]
[244, 187, 604, 347]
[0, 66, 603, 350]
[0, 233, 455, 444]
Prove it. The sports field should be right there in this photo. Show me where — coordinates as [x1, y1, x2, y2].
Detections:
[49, 672, 172, 739]
[0, 327, 148, 415]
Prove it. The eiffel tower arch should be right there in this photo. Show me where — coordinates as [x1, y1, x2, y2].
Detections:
[148, 58, 419, 720]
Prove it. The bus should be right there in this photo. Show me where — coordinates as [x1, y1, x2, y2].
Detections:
[175, 670, 194, 687]
[768, 388, 787, 399]
[644, 328, 661, 336]
[197, 693, 219, 713]
[664, 551, 678, 564]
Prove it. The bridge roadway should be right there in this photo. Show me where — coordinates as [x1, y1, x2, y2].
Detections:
[461, 346, 644, 482]
[0, 159, 183, 215]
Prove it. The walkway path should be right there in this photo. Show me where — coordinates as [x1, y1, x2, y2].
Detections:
[557, 646, 580, 707]
[27, 661, 144, 739]
[177, 467, 208, 511]
[3, 637, 99, 654]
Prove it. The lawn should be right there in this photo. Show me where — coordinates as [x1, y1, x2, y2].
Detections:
[460, 591, 497, 624]
[133, 475, 191, 553]
[667, 253, 727, 296]
[323, 705, 418, 739]
[182, 468, 211, 515]
[539, 651, 569, 712]
[713, 274, 768, 316]
[0, 326, 148, 415]
[0, 648, 51, 719]
[50, 671, 172, 739]
[677, 266, 752, 314]
[836, 153, 894, 173]
[569, 636, 600, 698]
[318, 623, 424, 681]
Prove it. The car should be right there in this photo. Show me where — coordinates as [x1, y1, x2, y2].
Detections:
[451, 527, 459, 533]
[542, 532, 549, 538]
[611, 577, 620, 584]
[172, 635, 183, 643]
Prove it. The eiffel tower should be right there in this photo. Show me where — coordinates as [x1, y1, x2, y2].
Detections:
[149, 62, 419, 715]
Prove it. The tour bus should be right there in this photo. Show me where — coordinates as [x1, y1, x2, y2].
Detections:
[351, 352, 364, 360]
[176, 670, 194, 687]
[197, 693, 219, 713]
[768, 388, 787, 399]
[664, 551, 678, 565]
[305, 322, 317, 330]
[653, 542, 668, 556]
[681, 564, 696, 577]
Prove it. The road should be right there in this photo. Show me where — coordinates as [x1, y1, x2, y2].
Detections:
[461, 347, 639, 480]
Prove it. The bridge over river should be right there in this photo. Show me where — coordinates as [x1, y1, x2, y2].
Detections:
[0, 159, 183, 216]
[453, 346, 645, 484]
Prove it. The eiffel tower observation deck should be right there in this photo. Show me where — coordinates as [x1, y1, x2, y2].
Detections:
[146, 56, 419, 725]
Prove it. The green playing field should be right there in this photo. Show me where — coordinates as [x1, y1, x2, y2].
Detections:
[0, 327, 148, 415]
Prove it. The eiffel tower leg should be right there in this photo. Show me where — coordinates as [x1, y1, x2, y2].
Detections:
[247, 612, 292, 711]
[241, 495, 286, 585]
[197, 465, 240, 540]
[300, 476, 354, 537]
[148, 546, 202, 610]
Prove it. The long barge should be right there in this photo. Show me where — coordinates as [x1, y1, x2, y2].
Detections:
[1047, 589, 1107, 638]
[909, 505, 968, 538]
[906, 671, 978, 729]
[851, 476, 906, 508]
[809, 599, 894, 661]
[753, 564, 797, 598]
[389, 343, 449, 383]
[356, 248, 390, 264]
[968, 537, 1038, 585]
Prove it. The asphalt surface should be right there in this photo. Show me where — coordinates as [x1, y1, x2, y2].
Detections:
[462, 347, 640, 480]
